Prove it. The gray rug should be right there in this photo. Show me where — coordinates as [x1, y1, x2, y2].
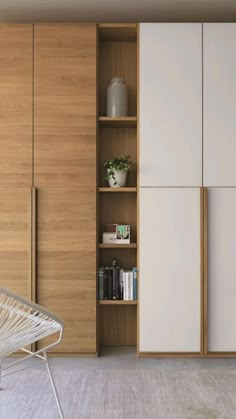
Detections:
[0, 367, 236, 418]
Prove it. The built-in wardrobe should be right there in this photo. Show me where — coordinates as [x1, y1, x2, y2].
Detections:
[0, 24, 97, 355]
[139, 23, 236, 356]
[0, 22, 236, 357]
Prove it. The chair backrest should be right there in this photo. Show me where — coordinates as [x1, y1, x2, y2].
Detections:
[0, 288, 64, 326]
[0, 288, 64, 357]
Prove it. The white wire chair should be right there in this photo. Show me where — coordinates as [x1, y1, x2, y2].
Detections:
[0, 288, 64, 419]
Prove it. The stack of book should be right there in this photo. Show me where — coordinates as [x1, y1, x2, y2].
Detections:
[98, 259, 137, 301]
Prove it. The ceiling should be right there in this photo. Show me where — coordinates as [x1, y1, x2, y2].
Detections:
[0, 0, 236, 23]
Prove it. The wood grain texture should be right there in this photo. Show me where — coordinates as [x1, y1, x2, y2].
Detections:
[203, 187, 208, 354]
[99, 41, 137, 116]
[37, 188, 96, 353]
[200, 188, 204, 354]
[0, 24, 33, 187]
[99, 248, 137, 269]
[99, 24, 137, 42]
[98, 117, 137, 127]
[99, 127, 137, 187]
[99, 305, 137, 345]
[34, 24, 97, 188]
[0, 188, 31, 299]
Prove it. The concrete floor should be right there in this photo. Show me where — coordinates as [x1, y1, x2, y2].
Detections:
[10, 345, 235, 371]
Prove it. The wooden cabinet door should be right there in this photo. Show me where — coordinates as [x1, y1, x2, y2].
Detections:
[208, 188, 236, 351]
[34, 24, 96, 188]
[37, 188, 96, 353]
[0, 25, 32, 187]
[204, 24, 236, 187]
[139, 188, 202, 353]
[0, 189, 32, 299]
[140, 23, 202, 187]
[34, 25, 97, 353]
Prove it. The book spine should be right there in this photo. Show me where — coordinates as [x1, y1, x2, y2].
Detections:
[108, 267, 113, 300]
[104, 267, 109, 300]
[129, 271, 133, 301]
[119, 269, 124, 300]
[116, 266, 120, 299]
[132, 267, 137, 300]
[123, 272, 128, 301]
[126, 272, 130, 301]
[112, 264, 116, 300]
[98, 267, 104, 300]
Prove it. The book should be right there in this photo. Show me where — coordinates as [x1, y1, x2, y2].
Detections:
[129, 271, 133, 300]
[98, 266, 104, 300]
[133, 267, 137, 300]
[124, 272, 129, 301]
[104, 267, 109, 300]
[107, 267, 113, 300]
[98, 264, 138, 301]
[119, 268, 124, 300]
[115, 265, 120, 299]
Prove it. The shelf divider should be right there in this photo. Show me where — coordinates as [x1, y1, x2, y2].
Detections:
[98, 116, 137, 127]
[99, 300, 137, 305]
[99, 243, 137, 249]
[98, 187, 137, 193]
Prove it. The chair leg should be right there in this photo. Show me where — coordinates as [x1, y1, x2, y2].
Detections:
[0, 359, 2, 390]
[43, 351, 64, 419]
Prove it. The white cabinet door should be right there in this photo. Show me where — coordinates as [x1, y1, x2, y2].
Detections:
[139, 188, 201, 352]
[140, 24, 202, 187]
[204, 24, 236, 186]
[208, 188, 236, 351]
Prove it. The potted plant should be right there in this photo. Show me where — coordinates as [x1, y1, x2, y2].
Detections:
[104, 155, 134, 188]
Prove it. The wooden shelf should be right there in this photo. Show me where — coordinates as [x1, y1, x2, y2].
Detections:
[99, 187, 137, 193]
[99, 300, 137, 305]
[98, 243, 137, 249]
[98, 24, 137, 42]
[98, 116, 137, 127]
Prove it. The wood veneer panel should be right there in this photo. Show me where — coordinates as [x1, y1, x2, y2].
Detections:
[99, 305, 137, 345]
[0, 188, 31, 299]
[99, 248, 137, 269]
[37, 188, 96, 353]
[34, 24, 96, 188]
[99, 41, 137, 116]
[0, 25, 32, 187]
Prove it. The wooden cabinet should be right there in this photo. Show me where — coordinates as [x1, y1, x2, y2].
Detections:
[207, 188, 236, 352]
[139, 188, 202, 353]
[204, 24, 236, 187]
[34, 24, 97, 354]
[140, 23, 202, 187]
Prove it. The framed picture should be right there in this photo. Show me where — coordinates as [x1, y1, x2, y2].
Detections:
[116, 225, 130, 244]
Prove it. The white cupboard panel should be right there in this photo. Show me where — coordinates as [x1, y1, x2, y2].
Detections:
[140, 23, 202, 187]
[208, 188, 236, 351]
[139, 188, 201, 352]
[204, 24, 236, 186]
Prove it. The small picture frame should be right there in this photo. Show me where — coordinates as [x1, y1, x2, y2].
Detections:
[116, 225, 130, 244]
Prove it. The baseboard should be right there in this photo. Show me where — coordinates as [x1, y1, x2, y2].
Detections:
[139, 352, 236, 358]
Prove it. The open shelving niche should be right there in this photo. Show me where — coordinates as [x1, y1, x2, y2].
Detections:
[97, 23, 138, 352]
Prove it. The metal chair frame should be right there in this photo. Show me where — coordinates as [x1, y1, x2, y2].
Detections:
[0, 288, 64, 419]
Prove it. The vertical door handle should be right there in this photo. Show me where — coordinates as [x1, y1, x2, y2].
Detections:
[203, 187, 208, 354]
[200, 187, 208, 354]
